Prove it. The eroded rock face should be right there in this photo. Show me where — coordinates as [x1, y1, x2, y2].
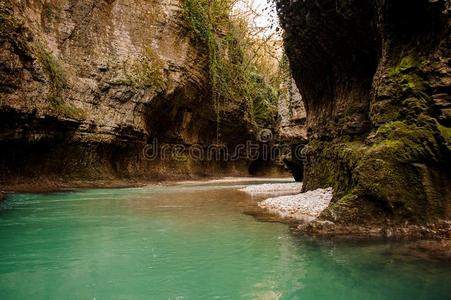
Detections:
[277, 76, 307, 181]
[0, 0, 255, 185]
[277, 0, 451, 223]
[278, 77, 307, 142]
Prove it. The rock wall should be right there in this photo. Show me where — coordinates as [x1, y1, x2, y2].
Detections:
[277, 76, 307, 181]
[0, 0, 258, 187]
[278, 77, 307, 143]
[277, 0, 451, 224]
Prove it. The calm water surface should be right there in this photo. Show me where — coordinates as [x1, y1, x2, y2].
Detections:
[0, 180, 450, 299]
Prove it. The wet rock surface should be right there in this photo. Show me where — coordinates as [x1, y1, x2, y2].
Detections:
[295, 220, 451, 241]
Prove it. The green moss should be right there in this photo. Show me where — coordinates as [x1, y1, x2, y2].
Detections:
[308, 53, 448, 223]
[388, 55, 427, 77]
[437, 123, 451, 150]
[307, 118, 445, 223]
[388, 56, 409, 76]
[387, 55, 428, 95]
[402, 97, 428, 115]
[441, 108, 451, 123]
[34, 43, 66, 101]
[369, 121, 439, 162]
[318, 188, 390, 224]
[312, 141, 430, 222]
[354, 157, 426, 216]
[303, 140, 365, 194]
[121, 47, 166, 93]
[400, 73, 426, 93]
[46, 102, 86, 120]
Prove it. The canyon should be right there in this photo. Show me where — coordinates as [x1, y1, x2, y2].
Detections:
[1, 2, 451, 298]
[1, 0, 450, 229]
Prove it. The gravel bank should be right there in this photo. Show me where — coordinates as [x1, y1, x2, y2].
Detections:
[239, 183, 303, 197]
[258, 188, 334, 221]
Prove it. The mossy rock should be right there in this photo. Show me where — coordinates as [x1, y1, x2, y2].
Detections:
[46, 101, 86, 120]
[320, 189, 388, 224]
[368, 121, 440, 163]
[306, 118, 448, 223]
[437, 123, 451, 150]
[386, 55, 429, 96]
[354, 158, 427, 218]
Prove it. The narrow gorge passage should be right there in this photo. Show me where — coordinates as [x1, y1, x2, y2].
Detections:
[0, 0, 450, 299]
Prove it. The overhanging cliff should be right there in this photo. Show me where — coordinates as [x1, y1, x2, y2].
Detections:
[277, 0, 451, 224]
[0, 0, 278, 186]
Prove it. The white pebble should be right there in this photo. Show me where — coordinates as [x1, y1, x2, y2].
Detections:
[259, 187, 334, 221]
[239, 183, 303, 197]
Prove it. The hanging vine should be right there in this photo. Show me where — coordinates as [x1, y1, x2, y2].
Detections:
[182, 0, 285, 142]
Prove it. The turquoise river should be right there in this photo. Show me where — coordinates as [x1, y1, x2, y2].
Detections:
[0, 180, 450, 299]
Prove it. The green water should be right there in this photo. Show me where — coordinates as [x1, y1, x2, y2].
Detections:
[0, 181, 450, 300]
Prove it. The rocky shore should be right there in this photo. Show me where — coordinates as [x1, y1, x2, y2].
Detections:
[295, 220, 451, 240]
[240, 183, 333, 221]
[239, 182, 302, 197]
[242, 183, 451, 242]
[259, 188, 333, 221]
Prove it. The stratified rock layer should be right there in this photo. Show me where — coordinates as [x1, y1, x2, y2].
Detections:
[278, 77, 307, 142]
[277, 0, 451, 224]
[0, 0, 257, 186]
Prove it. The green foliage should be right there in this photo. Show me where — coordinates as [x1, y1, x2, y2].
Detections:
[247, 73, 279, 124]
[46, 101, 86, 120]
[34, 43, 87, 120]
[182, 0, 280, 137]
[122, 47, 167, 93]
[35, 44, 66, 101]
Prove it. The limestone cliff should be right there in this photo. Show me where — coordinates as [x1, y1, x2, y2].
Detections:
[277, 0, 451, 224]
[277, 76, 307, 181]
[278, 77, 307, 143]
[0, 0, 262, 186]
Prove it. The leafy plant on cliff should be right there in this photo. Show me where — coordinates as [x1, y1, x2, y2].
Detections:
[35, 44, 66, 101]
[120, 47, 167, 93]
[33, 43, 87, 119]
[47, 101, 87, 120]
[182, 0, 282, 140]
[0, 2, 85, 120]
